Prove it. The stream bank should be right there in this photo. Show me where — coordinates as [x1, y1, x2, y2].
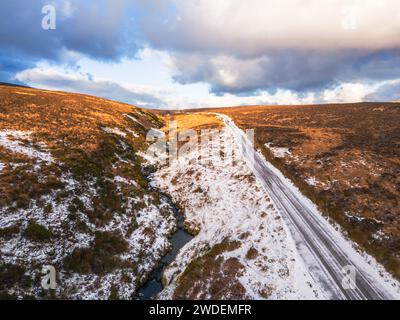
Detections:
[136, 173, 193, 300]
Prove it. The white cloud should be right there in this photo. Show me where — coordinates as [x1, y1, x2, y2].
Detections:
[14, 65, 166, 108]
[13, 47, 397, 109]
[140, 0, 400, 53]
[60, 0, 76, 18]
[162, 90, 318, 109]
[15, 62, 394, 109]
[322, 82, 377, 103]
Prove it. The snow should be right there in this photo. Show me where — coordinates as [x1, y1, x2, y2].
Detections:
[220, 114, 400, 300]
[126, 128, 139, 138]
[101, 127, 126, 137]
[136, 146, 168, 167]
[2, 112, 398, 299]
[265, 143, 291, 158]
[127, 197, 176, 275]
[371, 230, 390, 242]
[113, 175, 139, 189]
[125, 114, 143, 126]
[0, 131, 177, 299]
[260, 149, 400, 299]
[0, 172, 96, 268]
[305, 177, 317, 186]
[0, 130, 54, 163]
[146, 128, 321, 299]
[60, 194, 177, 300]
[345, 212, 383, 225]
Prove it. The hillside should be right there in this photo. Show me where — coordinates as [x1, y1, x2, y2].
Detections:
[0, 84, 176, 299]
[208, 103, 400, 278]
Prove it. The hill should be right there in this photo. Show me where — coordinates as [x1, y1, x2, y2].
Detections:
[0, 84, 175, 299]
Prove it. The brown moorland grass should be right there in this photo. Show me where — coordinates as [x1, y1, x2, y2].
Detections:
[0, 84, 162, 213]
[159, 112, 223, 134]
[153, 112, 224, 152]
[0, 84, 168, 297]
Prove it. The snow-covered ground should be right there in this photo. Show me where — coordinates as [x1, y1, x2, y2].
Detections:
[101, 127, 127, 137]
[125, 114, 144, 127]
[147, 128, 323, 299]
[219, 114, 400, 300]
[265, 143, 291, 158]
[3, 116, 398, 300]
[0, 130, 54, 163]
[0, 129, 177, 299]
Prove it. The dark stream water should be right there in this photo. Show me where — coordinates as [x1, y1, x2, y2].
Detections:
[135, 191, 193, 300]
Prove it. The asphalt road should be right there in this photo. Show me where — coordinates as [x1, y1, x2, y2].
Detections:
[220, 114, 398, 300]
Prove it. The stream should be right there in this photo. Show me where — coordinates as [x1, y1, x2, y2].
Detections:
[135, 190, 193, 300]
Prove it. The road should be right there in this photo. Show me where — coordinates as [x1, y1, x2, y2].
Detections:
[219, 114, 399, 300]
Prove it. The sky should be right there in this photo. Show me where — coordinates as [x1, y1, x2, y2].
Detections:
[1, 0, 400, 109]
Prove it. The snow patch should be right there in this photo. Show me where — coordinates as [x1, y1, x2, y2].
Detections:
[125, 114, 143, 126]
[101, 127, 126, 137]
[265, 143, 291, 158]
[113, 175, 139, 188]
[305, 177, 317, 186]
[0, 130, 54, 163]
[126, 128, 139, 138]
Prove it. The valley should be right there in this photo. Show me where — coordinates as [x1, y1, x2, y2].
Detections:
[0, 84, 399, 300]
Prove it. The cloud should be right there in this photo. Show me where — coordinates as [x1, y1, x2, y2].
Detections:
[167, 49, 400, 95]
[365, 80, 400, 101]
[0, 54, 35, 85]
[0, 0, 137, 60]
[321, 82, 376, 103]
[0, 0, 138, 82]
[2, 0, 400, 103]
[135, 0, 400, 95]
[13, 62, 388, 109]
[156, 81, 379, 109]
[164, 90, 318, 109]
[14, 66, 166, 108]
[138, 0, 400, 54]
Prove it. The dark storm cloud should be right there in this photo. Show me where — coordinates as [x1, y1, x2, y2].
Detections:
[0, 54, 35, 84]
[0, 0, 138, 82]
[169, 49, 400, 96]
